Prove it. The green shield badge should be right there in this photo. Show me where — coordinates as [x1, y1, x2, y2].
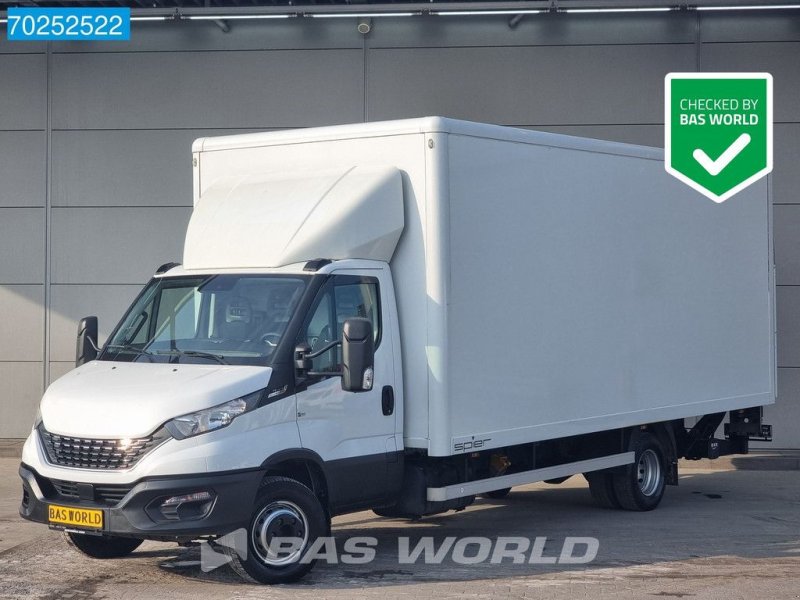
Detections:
[665, 73, 772, 203]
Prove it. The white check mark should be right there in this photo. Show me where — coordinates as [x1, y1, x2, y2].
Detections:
[692, 133, 751, 176]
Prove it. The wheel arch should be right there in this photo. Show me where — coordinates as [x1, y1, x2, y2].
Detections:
[260, 449, 330, 509]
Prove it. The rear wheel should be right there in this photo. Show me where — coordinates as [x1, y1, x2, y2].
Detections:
[225, 476, 329, 584]
[612, 432, 666, 511]
[482, 487, 511, 499]
[63, 532, 142, 559]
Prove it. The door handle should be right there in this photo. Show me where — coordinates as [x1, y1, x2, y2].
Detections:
[381, 386, 394, 416]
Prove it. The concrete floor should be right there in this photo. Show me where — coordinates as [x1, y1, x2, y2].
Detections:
[1, 458, 799, 599]
[0, 459, 39, 555]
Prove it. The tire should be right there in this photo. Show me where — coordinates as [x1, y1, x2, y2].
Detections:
[225, 476, 329, 584]
[584, 471, 620, 509]
[482, 487, 511, 499]
[611, 432, 667, 511]
[63, 531, 142, 559]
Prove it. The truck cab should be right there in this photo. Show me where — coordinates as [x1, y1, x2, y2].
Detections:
[20, 258, 406, 579]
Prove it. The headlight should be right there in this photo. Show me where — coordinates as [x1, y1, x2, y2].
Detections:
[165, 390, 262, 440]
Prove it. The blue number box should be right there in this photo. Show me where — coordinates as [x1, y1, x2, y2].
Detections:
[6, 7, 131, 41]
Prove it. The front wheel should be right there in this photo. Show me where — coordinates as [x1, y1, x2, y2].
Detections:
[612, 432, 666, 511]
[584, 471, 620, 509]
[63, 532, 142, 558]
[225, 476, 329, 584]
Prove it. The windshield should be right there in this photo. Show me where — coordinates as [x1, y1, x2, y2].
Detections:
[101, 274, 308, 366]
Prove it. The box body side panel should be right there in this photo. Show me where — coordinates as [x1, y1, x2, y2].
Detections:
[441, 134, 773, 455]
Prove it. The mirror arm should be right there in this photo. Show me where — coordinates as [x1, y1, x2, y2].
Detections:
[295, 340, 342, 380]
[304, 339, 341, 360]
[87, 336, 101, 353]
[308, 369, 343, 377]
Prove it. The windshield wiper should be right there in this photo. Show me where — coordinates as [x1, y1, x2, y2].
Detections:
[105, 344, 154, 361]
[154, 349, 229, 365]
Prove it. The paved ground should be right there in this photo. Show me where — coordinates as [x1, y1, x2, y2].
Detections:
[1, 459, 799, 599]
[0, 459, 39, 555]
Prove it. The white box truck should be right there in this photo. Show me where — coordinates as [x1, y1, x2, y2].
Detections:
[19, 118, 775, 583]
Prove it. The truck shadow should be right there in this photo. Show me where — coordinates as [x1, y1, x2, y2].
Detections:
[157, 470, 800, 589]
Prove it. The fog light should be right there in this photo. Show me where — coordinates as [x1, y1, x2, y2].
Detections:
[159, 491, 216, 521]
[162, 491, 213, 506]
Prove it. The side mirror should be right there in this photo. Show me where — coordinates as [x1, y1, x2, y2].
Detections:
[76, 316, 99, 367]
[341, 318, 374, 392]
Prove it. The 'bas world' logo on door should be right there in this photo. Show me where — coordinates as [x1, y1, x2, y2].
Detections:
[665, 73, 772, 203]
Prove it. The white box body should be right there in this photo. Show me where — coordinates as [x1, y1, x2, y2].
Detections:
[193, 118, 776, 457]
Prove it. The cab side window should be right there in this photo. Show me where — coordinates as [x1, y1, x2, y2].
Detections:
[334, 283, 380, 342]
[301, 278, 380, 376]
[305, 293, 336, 372]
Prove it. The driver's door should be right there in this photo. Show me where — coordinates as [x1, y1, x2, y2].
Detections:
[295, 274, 397, 511]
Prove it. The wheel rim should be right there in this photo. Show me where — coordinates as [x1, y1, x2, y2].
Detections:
[251, 500, 309, 566]
[637, 449, 662, 497]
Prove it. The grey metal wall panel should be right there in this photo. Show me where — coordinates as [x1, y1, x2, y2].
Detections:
[0, 54, 47, 130]
[0, 208, 45, 283]
[367, 45, 695, 124]
[533, 124, 663, 148]
[53, 130, 194, 208]
[0, 285, 43, 362]
[51, 129, 273, 207]
[370, 13, 696, 48]
[0, 131, 46, 207]
[0, 362, 42, 437]
[51, 207, 191, 284]
[51, 50, 364, 130]
[48, 362, 74, 385]
[0, 36, 46, 54]
[774, 205, 800, 286]
[777, 286, 800, 368]
[768, 368, 800, 449]
[700, 14, 800, 43]
[774, 124, 800, 205]
[700, 42, 800, 123]
[52, 20, 361, 53]
[49, 284, 142, 362]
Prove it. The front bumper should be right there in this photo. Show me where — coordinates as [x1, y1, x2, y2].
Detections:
[19, 463, 263, 540]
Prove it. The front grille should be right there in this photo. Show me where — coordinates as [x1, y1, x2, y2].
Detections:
[50, 478, 134, 506]
[38, 424, 169, 470]
[51, 479, 78, 498]
[95, 484, 133, 505]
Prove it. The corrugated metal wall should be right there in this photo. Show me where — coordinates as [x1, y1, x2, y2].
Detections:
[0, 12, 798, 445]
